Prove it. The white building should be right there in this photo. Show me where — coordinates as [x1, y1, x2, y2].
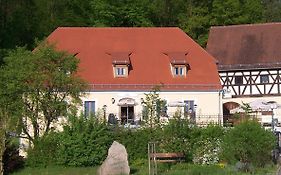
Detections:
[47, 27, 222, 125]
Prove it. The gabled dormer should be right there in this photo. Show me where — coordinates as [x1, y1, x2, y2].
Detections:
[110, 52, 131, 78]
[165, 52, 189, 77]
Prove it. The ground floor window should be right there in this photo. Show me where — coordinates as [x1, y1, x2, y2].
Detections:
[120, 106, 134, 124]
[184, 100, 196, 121]
[84, 101, 95, 117]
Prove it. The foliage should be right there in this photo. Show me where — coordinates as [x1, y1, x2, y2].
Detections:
[221, 120, 275, 169]
[0, 54, 22, 175]
[11, 163, 277, 175]
[11, 166, 99, 175]
[142, 86, 167, 127]
[159, 113, 197, 160]
[2, 0, 281, 54]
[1, 42, 86, 143]
[56, 115, 113, 166]
[90, 0, 153, 27]
[114, 127, 158, 162]
[193, 138, 221, 165]
[193, 124, 225, 165]
[26, 114, 113, 167]
[26, 132, 60, 167]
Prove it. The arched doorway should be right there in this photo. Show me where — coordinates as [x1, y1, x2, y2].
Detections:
[223, 102, 240, 126]
[117, 98, 137, 124]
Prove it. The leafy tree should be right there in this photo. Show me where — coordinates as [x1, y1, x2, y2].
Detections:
[142, 86, 166, 127]
[180, 0, 264, 46]
[0, 109, 15, 175]
[149, 0, 188, 27]
[262, 0, 281, 22]
[90, 0, 153, 27]
[0, 54, 23, 175]
[0, 42, 86, 144]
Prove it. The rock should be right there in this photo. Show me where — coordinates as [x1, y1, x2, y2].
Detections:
[97, 141, 130, 175]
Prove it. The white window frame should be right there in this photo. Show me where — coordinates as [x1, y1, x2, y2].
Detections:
[114, 65, 128, 77]
[172, 65, 186, 77]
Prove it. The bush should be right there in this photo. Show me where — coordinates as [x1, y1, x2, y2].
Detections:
[26, 115, 113, 167]
[56, 115, 113, 166]
[193, 138, 221, 165]
[221, 120, 275, 169]
[158, 114, 201, 162]
[114, 127, 161, 162]
[26, 132, 60, 167]
[193, 124, 225, 165]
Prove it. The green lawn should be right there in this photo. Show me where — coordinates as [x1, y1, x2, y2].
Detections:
[12, 166, 98, 175]
[11, 163, 277, 175]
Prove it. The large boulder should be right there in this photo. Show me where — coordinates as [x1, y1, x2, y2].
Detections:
[97, 141, 130, 175]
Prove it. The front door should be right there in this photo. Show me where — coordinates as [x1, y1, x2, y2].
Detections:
[121, 106, 134, 124]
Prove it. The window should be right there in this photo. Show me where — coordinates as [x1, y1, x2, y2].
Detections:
[184, 100, 196, 122]
[260, 75, 269, 84]
[173, 65, 186, 77]
[235, 76, 243, 85]
[184, 100, 195, 113]
[116, 67, 125, 75]
[84, 101, 95, 117]
[114, 66, 128, 77]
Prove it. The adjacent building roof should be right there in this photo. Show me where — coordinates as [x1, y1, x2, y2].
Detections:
[47, 27, 221, 91]
[206, 23, 281, 71]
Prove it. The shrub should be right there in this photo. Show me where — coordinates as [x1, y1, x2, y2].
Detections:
[193, 138, 221, 165]
[114, 127, 161, 162]
[193, 124, 225, 165]
[26, 115, 113, 167]
[221, 120, 275, 169]
[26, 132, 60, 167]
[56, 115, 113, 166]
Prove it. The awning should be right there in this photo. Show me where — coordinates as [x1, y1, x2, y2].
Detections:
[230, 100, 281, 114]
[168, 101, 187, 107]
[117, 98, 137, 106]
[110, 52, 131, 65]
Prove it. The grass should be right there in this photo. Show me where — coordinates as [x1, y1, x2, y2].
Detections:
[11, 163, 277, 175]
[11, 166, 98, 175]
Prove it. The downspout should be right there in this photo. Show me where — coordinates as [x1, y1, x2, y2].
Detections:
[219, 89, 224, 125]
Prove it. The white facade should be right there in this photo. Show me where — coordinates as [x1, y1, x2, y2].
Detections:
[81, 90, 223, 125]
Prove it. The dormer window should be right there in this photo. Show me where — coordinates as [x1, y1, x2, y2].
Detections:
[173, 65, 186, 76]
[164, 52, 189, 78]
[114, 65, 128, 77]
[110, 52, 131, 78]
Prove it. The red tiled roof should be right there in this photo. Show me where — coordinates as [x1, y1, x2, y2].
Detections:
[206, 23, 281, 71]
[47, 27, 221, 91]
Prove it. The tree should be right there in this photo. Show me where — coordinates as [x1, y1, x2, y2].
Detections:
[142, 86, 166, 127]
[0, 42, 86, 144]
[0, 60, 23, 175]
[90, 0, 153, 27]
[179, 0, 264, 46]
[262, 0, 281, 22]
[0, 108, 16, 175]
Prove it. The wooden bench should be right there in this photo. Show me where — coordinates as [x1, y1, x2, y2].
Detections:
[149, 152, 185, 163]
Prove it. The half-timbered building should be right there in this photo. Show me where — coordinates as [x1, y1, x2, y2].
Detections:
[206, 23, 281, 127]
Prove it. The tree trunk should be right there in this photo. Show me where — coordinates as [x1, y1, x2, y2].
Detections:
[0, 130, 6, 175]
